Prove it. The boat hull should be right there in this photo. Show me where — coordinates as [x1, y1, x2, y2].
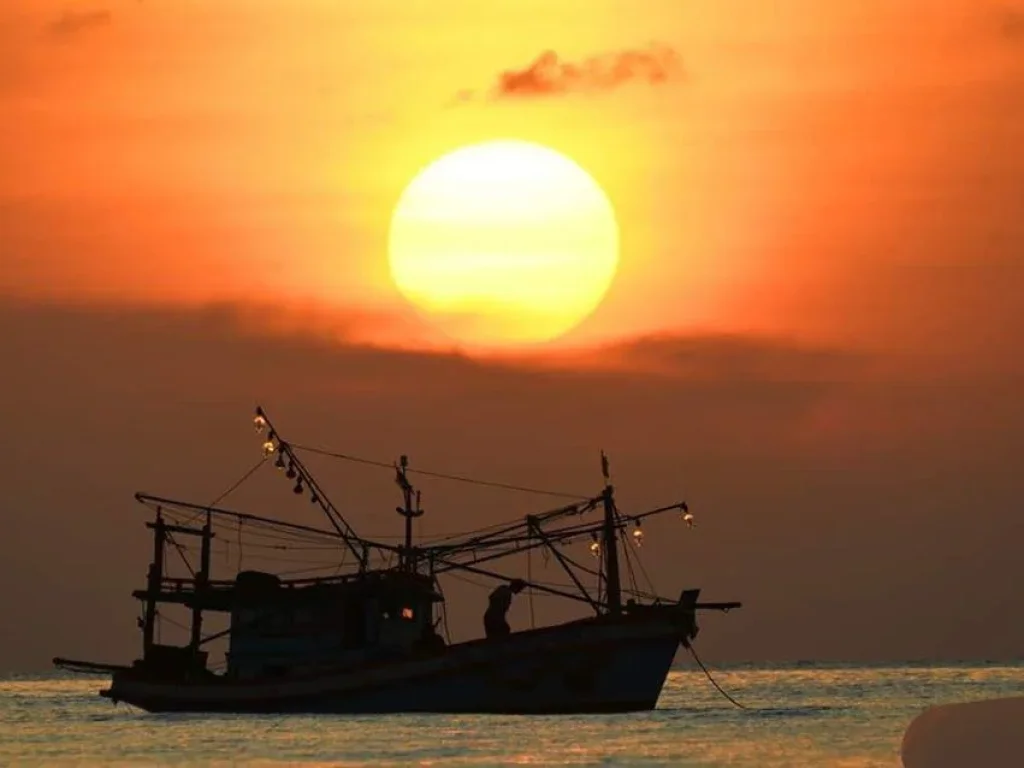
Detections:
[103, 614, 683, 714]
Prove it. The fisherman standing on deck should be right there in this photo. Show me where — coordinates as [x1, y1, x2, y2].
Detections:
[484, 579, 527, 638]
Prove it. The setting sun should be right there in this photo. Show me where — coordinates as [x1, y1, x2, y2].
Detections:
[387, 140, 619, 347]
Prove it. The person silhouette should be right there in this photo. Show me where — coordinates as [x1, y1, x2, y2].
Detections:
[483, 579, 527, 638]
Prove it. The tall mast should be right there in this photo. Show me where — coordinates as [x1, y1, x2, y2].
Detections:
[600, 451, 622, 614]
[395, 455, 423, 572]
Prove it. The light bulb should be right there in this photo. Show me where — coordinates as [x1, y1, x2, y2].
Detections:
[632, 526, 644, 547]
[683, 512, 695, 527]
[589, 539, 600, 557]
[262, 440, 275, 457]
[253, 414, 267, 433]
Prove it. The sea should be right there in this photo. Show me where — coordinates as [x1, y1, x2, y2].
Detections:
[1, 663, 1021, 767]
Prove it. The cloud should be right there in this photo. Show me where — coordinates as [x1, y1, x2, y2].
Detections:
[454, 42, 681, 104]
[586, 333, 864, 383]
[998, 6, 1024, 41]
[2, 298, 1024, 669]
[44, 9, 112, 40]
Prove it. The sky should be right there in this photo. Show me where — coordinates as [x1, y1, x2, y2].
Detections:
[1, 0, 1024, 671]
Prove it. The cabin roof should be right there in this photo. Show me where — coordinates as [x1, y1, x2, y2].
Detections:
[134, 568, 443, 612]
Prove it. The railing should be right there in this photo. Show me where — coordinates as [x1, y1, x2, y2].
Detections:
[152, 568, 435, 594]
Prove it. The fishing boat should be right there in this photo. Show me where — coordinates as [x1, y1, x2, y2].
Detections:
[54, 407, 741, 714]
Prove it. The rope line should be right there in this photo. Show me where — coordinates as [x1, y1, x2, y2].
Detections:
[165, 533, 195, 578]
[687, 642, 748, 710]
[182, 457, 268, 526]
[527, 547, 536, 629]
[210, 457, 267, 507]
[292, 443, 588, 500]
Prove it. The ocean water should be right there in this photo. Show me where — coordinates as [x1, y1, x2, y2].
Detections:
[1, 663, 1021, 767]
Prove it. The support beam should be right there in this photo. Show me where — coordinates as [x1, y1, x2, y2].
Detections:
[440, 560, 598, 608]
[142, 511, 165, 658]
[146, 521, 215, 538]
[189, 512, 212, 651]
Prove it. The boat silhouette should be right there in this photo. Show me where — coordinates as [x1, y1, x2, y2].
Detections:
[54, 407, 740, 714]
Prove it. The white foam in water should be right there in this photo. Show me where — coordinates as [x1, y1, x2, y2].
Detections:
[901, 696, 1024, 768]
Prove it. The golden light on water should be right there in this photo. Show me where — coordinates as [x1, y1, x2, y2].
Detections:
[387, 140, 619, 347]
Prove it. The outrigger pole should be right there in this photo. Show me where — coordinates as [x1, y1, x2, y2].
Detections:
[133, 494, 400, 552]
[253, 406, 368, 569]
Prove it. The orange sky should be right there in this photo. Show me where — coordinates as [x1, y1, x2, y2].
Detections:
[1, 1, 1023, 670]
[4, 1, 1021, 349]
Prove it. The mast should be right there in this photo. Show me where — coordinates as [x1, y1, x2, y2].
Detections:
[142, 509, 166, 657]
[139, 509, 215, 657]
[189, 511, 212, 652]
[600, 451, 622, 614]
[395, 455, 423, 572]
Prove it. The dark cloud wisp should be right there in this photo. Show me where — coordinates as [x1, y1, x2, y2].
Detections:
[45, 9, 112, 40]
[999, 6, 1024, 41]
[454, 42, 681, 104]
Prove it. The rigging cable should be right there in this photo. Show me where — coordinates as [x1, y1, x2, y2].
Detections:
[612, 507, 633, 594]
[165, 532, 195, 578]
[272, 562, 351, 577]
[158, 611, 190, 633]
[629, 532, 660, 598]
[333, 538, 349, 576]
[419, 499, 595, 547]
[434, 579, 453, 644]
[619, 526, 640, 597]
[686, 642, 748, 710]
[210, 457, 268, 507]
[445, 570, 494, 591]
[527, 546, 536, 629]
[237, 518, 244, 571]
[291, 443, 589, 500]
[182, 456, 268, 526]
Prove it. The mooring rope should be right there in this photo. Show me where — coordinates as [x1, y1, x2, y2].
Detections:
[686, 642, 748, 710]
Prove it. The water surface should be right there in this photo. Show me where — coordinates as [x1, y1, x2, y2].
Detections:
[2, 663, 1021, 766]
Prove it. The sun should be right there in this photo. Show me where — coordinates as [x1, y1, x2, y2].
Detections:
[388, 140, 619, 347]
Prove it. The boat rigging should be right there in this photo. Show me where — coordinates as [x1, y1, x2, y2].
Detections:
[54, 406, 741, 714]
